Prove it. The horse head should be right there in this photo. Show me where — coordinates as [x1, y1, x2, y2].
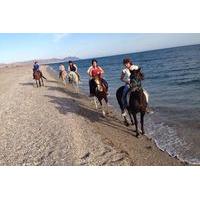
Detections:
[130, 68, 144, 81]
[94, 76, 104, 92]
[130, 68, 144, 92]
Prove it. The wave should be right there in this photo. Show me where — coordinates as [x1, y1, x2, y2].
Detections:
[176, 78, 200, 86]
[145, 116, 200, 165]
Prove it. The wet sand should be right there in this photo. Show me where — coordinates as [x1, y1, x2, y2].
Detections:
[0, 65, 184, 165]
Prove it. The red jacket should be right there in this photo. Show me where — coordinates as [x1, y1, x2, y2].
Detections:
[91, 67, 102, 77]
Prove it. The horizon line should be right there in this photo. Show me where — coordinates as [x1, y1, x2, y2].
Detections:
[2, 43, 200, 65]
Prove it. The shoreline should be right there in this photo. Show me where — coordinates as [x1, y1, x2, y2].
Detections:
[46, 65, 186, 165]
[0, 64, 185, 165]
[48, 65, 198, 165]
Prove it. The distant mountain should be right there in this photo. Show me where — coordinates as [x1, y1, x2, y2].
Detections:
[2, 56, 80, 67]
[38, 56, 80, 64]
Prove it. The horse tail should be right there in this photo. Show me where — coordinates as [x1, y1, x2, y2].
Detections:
[116, 86, 124, 111]
[42, 75, 47, 80]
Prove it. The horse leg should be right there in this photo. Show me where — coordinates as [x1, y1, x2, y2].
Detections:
[64, 79, 67, 87]
[104, 96, 109, 114]
[140, 112, 145, 135]
[36, 80, 38, 88]
[39, 79, 41, 87]
[99, 99, 106, 117]
[75, 82, 79, 93]
[77, 82, 80, 93]
[62, 77, 66, 86]
[133, 113, 139, 137]
[121, 110, 129, 126]
[100, 98, 107, 117]
[93, 96, 98, 109]
[128, 110, 134, 125]
[41, 78, 44, 86]
[123, 116, 130, 126]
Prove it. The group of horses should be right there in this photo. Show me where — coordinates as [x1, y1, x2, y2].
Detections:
[92, 68, 147, 137]
[33, 68, 147, 137]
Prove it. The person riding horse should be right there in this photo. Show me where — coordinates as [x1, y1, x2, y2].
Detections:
[68, 61, 80, 81]
[33, 61, 46, 80]
[87, 59, 108, 97]
[59, 64, 67, 86]
[33, 61, 40, 79]
[59, 64, 66, 77]
[120, 58, 149, 116]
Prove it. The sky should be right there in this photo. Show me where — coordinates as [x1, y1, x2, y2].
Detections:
[0, 33, 200, 63]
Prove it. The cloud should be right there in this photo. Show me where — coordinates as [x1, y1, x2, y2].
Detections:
[53, 33, 70, 42]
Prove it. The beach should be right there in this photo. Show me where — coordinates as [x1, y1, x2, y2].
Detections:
[0, 64, 183, 165]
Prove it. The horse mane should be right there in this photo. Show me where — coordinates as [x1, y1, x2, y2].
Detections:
[130, 68, 144, 81]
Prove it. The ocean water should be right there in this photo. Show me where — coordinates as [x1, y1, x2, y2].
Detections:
[49, 44, 200, 164]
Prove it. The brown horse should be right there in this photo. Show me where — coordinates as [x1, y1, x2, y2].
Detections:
[116, 68, 147, 137]
[93, 76, 108, 117]
[33, 71, 44, 87]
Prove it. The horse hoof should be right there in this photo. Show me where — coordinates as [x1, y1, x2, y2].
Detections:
[124, 122, 129, 127]
[134, 132, 139, 137]
[141, 131, 145, 135]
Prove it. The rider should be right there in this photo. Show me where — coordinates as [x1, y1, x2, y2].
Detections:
[68, 61, 80, 81]
[120, 58, 140, 116]
[121, 58, 151, 115]
[87, 59, 108, 97]
[59, 64, 66, 78]
[33, 61, 40, 79]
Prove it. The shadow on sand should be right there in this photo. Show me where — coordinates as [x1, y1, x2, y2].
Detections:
[47, 85, 87, 99]
[19, 82, 34, 86]
[44, 86, 136, 136]
[46, 80, 58, 83]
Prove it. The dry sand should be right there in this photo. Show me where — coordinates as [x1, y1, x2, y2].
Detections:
[0, 65, 184, 165]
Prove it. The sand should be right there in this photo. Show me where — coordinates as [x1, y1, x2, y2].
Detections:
[0, 65, 184, 165]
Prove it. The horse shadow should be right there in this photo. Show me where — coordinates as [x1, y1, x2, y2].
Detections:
[44, 94, 136, 135]
[46, 85, 86, 99]
[46, 80, 58, 83]
[19, 82, 33, 86]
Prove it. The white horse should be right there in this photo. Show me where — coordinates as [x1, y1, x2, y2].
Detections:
[59, 70, 67, 86]
[68, 71, 80, 93]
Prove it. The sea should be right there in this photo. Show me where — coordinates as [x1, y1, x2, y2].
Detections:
[48, 44, 200, 164]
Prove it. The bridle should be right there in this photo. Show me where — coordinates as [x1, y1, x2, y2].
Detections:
[94, 76, 104, 92]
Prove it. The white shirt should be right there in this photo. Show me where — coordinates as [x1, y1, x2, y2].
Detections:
[59, 65, 65, 71]
[122, 68, 131, 82]
[121, 65, 139, 83]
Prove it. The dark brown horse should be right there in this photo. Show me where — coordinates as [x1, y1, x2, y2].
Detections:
[33, 71, 44, 87]
[93, 76, 108, 117]
[116, 68, 147, 137]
